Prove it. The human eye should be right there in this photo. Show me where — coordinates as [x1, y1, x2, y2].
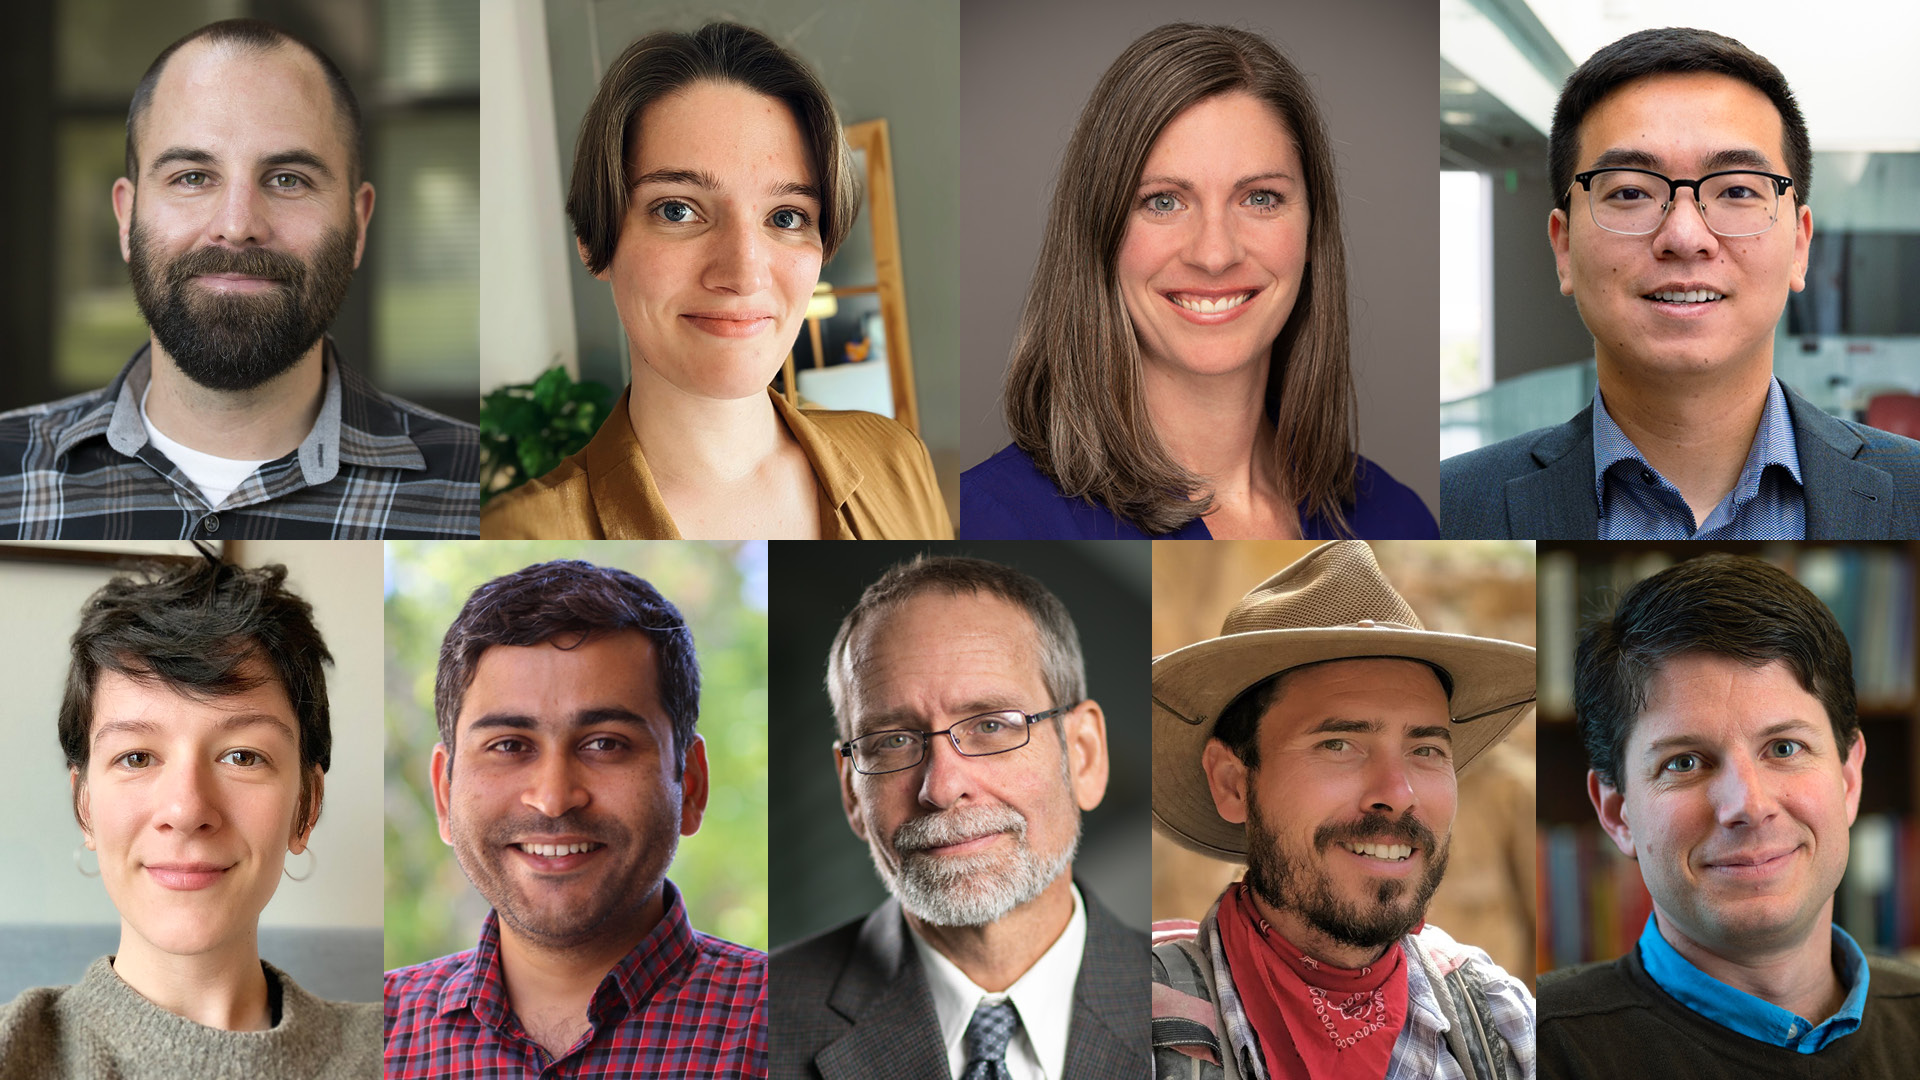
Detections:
[581, 735, 628, 754]
[1318, 738, 1351, 753]
[113, 751, 155, 770]
[1243, 188, 1285, 210]
[768, 206, 812, 231]
[969, 715, 1010, 735]
[868, 731, 915, 751]
[1412, 743, 1452, 761]
[1763, 738, 1805, 759]
[219, 748, 266, 767]
[651, 199, 701, 224]
[1661, 752, 1701, 774]
[175, 171, 212, 189]
[265, 172, 305, 191]
[487, 737, 532, 755]
[1142, 192, 1186, 215]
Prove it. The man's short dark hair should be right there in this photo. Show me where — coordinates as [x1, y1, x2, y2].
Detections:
[1549, 27, 1811, 211]
[58, 547, 333, 833]
[1574, 553, 1858, 791]
[1212, 658, 1453, 770]
[127, 18, 365, 186]
[434, 561, 699, 776]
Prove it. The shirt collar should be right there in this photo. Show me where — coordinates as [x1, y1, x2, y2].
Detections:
[908, 882, 1088, 1080]
[438, 878, 701, 1031]
[1638, 915, 1869, 1052]
[1591, 374, 1802, 517]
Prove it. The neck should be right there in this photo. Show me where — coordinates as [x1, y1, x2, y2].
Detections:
[1140, 354, 1283, 511]
[903, 872, 1074, 993]
[1595, 355, 1773, 524]
[111, 918, 271, 1031]
[625, 358, 785, 486]
[496, 883, 667, 1023]
[1653, 906, 1847, 1023]
[1244, 884, 1396, 971]
[144, 336, 327, 461]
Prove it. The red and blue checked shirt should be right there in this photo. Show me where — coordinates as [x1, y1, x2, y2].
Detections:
[383, 880, 766, 1078]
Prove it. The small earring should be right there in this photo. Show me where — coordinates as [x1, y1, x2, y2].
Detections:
[74, 847, 99, 878]
[284, 847, 316, 882]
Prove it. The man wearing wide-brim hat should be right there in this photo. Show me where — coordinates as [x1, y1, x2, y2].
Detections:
[1151, 541, 1538, 1080]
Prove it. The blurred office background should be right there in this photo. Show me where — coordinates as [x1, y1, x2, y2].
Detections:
[1441, 0, 1920, 457]
[482, 0, 960, 517]
[1153, 540, 1539, 989]
[383, 540, 769, 967]
[0, 541, 385, 1002]
[766, 541, 1151, 946]
[0, 0, 480, 422]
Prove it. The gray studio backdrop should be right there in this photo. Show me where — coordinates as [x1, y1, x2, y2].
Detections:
[960, 0, 1440, 516]
[767, 540, 1151, 947]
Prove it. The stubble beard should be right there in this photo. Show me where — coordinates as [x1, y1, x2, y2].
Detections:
[1242, 801, 1450, 952]
[449, 804, 678, 952]
[127, 208, 358, 393]
[869, 802, 1079, 928]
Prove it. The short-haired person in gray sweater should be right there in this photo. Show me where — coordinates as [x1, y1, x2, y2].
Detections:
[1540, 553, 1920, 1076]
[0, 547, 379, 1079]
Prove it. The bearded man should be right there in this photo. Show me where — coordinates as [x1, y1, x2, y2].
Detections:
[771, 555, 1146, 1080]
[1152, 541, 1538, 1080]
[0, 18, 477, 538]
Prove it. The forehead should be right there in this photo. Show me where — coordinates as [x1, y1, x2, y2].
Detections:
[459, 632, 663, 731]
[1631, 653, 1830, 746]
[1143, 91, 1300, 179]
[1258, 657, 1451, 739]
[1576, 71, 1787, 171]
[89, 663, 297, 744]
[849, 591, 1048, 720]
[138, 40, 350, 168]
[629, 79, 815, 186]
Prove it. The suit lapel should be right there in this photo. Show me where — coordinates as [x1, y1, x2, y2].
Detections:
[1506, 407, 1600, 539]
[816, 900, 948, 1080]
[1063, 885, 1150, 1080]
[1786, 383, 1892, 538]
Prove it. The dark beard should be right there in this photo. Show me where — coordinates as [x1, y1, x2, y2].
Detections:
[1243, 803, 1450, 951]
[128, 213, 357, 392]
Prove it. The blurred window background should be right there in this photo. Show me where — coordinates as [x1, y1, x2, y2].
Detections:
[4, 0, 477, 421]
[1440, 0, 1920, 457]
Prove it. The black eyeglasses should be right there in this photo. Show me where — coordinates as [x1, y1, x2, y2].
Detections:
[836, 704, 1077, 775]
[1572, 167, 1793, 237]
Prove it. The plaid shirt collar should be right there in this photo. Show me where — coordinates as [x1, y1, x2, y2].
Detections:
[1591, 375, 1804, 538]
[63, 340, 430, 488]
[437, 879, 700, 1031]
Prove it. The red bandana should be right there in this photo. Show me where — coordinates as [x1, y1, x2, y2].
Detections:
[1216, 883, 1409, 1080]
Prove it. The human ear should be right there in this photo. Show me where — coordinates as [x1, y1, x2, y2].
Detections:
[1065, 700, 1109, 812]
[836, 739, 867, 842]
[430, 742, 455, 846]
[113, 178, 136, 264]
[290, 767, 326, 853]
[1589, 769, 1635, 859]
[1201, 738, 1249, 825]
[678, 734, 709, 837]
[1549, 208, 1574, 297]
[71, 767, 95, 848]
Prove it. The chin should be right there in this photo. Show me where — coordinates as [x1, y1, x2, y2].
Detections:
[126, 909, 247, 957]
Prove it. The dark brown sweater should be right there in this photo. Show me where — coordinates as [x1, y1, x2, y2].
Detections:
[1538, 945, 1920, 1079]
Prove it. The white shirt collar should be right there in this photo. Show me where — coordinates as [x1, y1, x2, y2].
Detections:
[907, 882, 1088, 1080]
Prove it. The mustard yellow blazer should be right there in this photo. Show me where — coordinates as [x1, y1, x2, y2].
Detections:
[481, 388, 951, 539]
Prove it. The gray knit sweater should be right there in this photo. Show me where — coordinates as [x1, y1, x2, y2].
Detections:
[0, 956, 380, 1079]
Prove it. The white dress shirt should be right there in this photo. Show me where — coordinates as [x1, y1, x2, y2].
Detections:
[907, 882, 1088, 1080]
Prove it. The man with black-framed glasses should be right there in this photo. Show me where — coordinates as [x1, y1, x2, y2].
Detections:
[770, 555, 1145, 1080]
[1442, 26, 1920, 540]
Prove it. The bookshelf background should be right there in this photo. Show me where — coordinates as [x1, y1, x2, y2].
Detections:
[1536, 541, 1920, 975]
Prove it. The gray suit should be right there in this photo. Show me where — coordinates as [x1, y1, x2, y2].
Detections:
[769, 883, 1147, 1080]
[1440, 382, 1920, 538]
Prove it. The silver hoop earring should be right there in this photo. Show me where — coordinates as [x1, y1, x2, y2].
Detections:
[74, 847, 99, 878]
[284, 847, 316, 882]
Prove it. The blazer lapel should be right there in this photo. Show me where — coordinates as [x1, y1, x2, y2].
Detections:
[1786, 383, 1893, 538]
[1063, 885, 1150, 1080]
[1505, 407, 1600, 539]
[816, 900, 949, 1080]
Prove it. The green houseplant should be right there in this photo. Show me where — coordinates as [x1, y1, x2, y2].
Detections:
[478, 366, 616, 503]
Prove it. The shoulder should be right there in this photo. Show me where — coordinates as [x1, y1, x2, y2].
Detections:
[1440, 425, 1564, 486]
[1847, 419, 1920, 473]
[960, 443, 1135, 539]
[1867, 953, 1920, 999]
[1536, 957, 1642, 1020]
[1439, 424, 1569, 539]
[479, 452, 597, 538]
[770, 913, 867, 974]
[1344, 455, 1438, 538]
[383, 947, 476, 1018]
[800, 406, 950, 537]
[0, 388, 105, 431]
[799, 405, 921, 453]
[0, 983, 71, 1067]
[689, 930, 768, 988]
[0, 389, 112, 472]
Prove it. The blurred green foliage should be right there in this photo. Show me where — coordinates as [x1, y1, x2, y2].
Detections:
[478, 368, 616, 503]
[384, 541, 768, 969]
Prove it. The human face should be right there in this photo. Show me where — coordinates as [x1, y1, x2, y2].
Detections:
[113, 41, 374, 392]
[838, 592, 1107, 928]
[1550, 73, 1812, 383]
[77, 665, 314, 959]
[1203, 659, 1456, 957]
[598, 80, 824, 401]
[1590, 654, 1862, 958]
[432, 633, 707, 950]
[1116, 91, 1309, 382]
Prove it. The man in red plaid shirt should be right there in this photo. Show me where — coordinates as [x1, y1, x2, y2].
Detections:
[384, 561, 764, 1077]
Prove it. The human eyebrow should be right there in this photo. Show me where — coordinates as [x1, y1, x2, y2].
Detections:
[631, 167, 722, 190]
[259, 150, 335, 180]
[854, 699, 1024, 736]
[768, 179, 821, 203]
[1408, 725, 1453, 743]
[469, 708, 656, 733]
[1585, 148, 1662, 172]
[148, 147, 220, 176]
[214, 712, 297, 741]
[1236, 171, 1296, 188]
[1307, 718, 1382, 736]
[92, 718, 160, 746]
[1703, 148, 1778, 173]
[1138, 174, 1194, 192]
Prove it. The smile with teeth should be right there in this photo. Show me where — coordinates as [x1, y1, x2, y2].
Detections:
[1646, 289, 1725, 303]
[1341, 841, 1414, 861]
[515, 842, 603, 857]
[1169, 292, 1254, 314]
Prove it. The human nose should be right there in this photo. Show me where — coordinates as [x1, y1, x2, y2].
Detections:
[703, 211, 772, 295]
[1650, 182, 1720, 258]
[207, 180, 270, 247]
[1358, 753, 1416, 816]
[1709, 755, 1779, 828]
[915, 730, 975, 810]
[521, 750, 590, 819]
[1182, 205, 1244, 276]
[154, 757, 220, 834]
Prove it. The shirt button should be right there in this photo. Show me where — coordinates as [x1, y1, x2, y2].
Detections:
[1640, 469, 1657, 484]
[202, 515, 219, 534]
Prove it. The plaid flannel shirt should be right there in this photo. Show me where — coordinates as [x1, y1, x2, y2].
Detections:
[0, 342, 478, 538]
[1153, 897, 1537, 1080]
[384, 880, 766, 1079]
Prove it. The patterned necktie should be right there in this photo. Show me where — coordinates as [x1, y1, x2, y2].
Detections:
[960, 999, 1021, 1080]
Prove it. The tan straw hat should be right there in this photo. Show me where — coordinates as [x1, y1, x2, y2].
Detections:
[1152, 541, 1535, 860]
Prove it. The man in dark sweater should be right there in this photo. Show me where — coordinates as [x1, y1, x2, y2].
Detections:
[1539, 551, 1920, 1077]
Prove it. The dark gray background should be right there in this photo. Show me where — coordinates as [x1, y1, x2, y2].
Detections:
[767, 540, 1151, 947]
[960, 0, 1440, 516]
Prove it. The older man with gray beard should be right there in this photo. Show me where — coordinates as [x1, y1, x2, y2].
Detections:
[770, 555, 1147, 1080]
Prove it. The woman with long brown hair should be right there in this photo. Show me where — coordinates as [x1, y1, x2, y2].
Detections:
[960, 24, 1435, 539]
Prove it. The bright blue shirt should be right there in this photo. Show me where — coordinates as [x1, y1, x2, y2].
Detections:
[1592, 375, 1805, 539]
[1638, 916, 1869, 1053]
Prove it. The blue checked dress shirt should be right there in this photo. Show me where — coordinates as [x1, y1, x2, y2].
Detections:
[1592, 375, 1805, 539]
[1638, 916, 1869, 1053]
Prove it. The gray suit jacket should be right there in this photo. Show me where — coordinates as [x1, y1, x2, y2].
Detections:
[1440, 381, 1920, 538]
[769, 884, 1147, 1080]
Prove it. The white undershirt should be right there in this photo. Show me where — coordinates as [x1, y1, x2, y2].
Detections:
[140, 385, 272, 508]
[908, 883, 1088, 1080]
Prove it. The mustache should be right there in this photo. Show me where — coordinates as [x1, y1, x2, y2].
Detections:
[1315, 811, 1438, 856]
[892, 805, 1027, 854]
[481, 811, 626, 848]
[165, 244, 307, 288]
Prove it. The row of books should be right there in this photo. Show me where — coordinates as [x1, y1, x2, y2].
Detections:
[1539, 546, 1917, 719]
[1537, 814, 1920, 973]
